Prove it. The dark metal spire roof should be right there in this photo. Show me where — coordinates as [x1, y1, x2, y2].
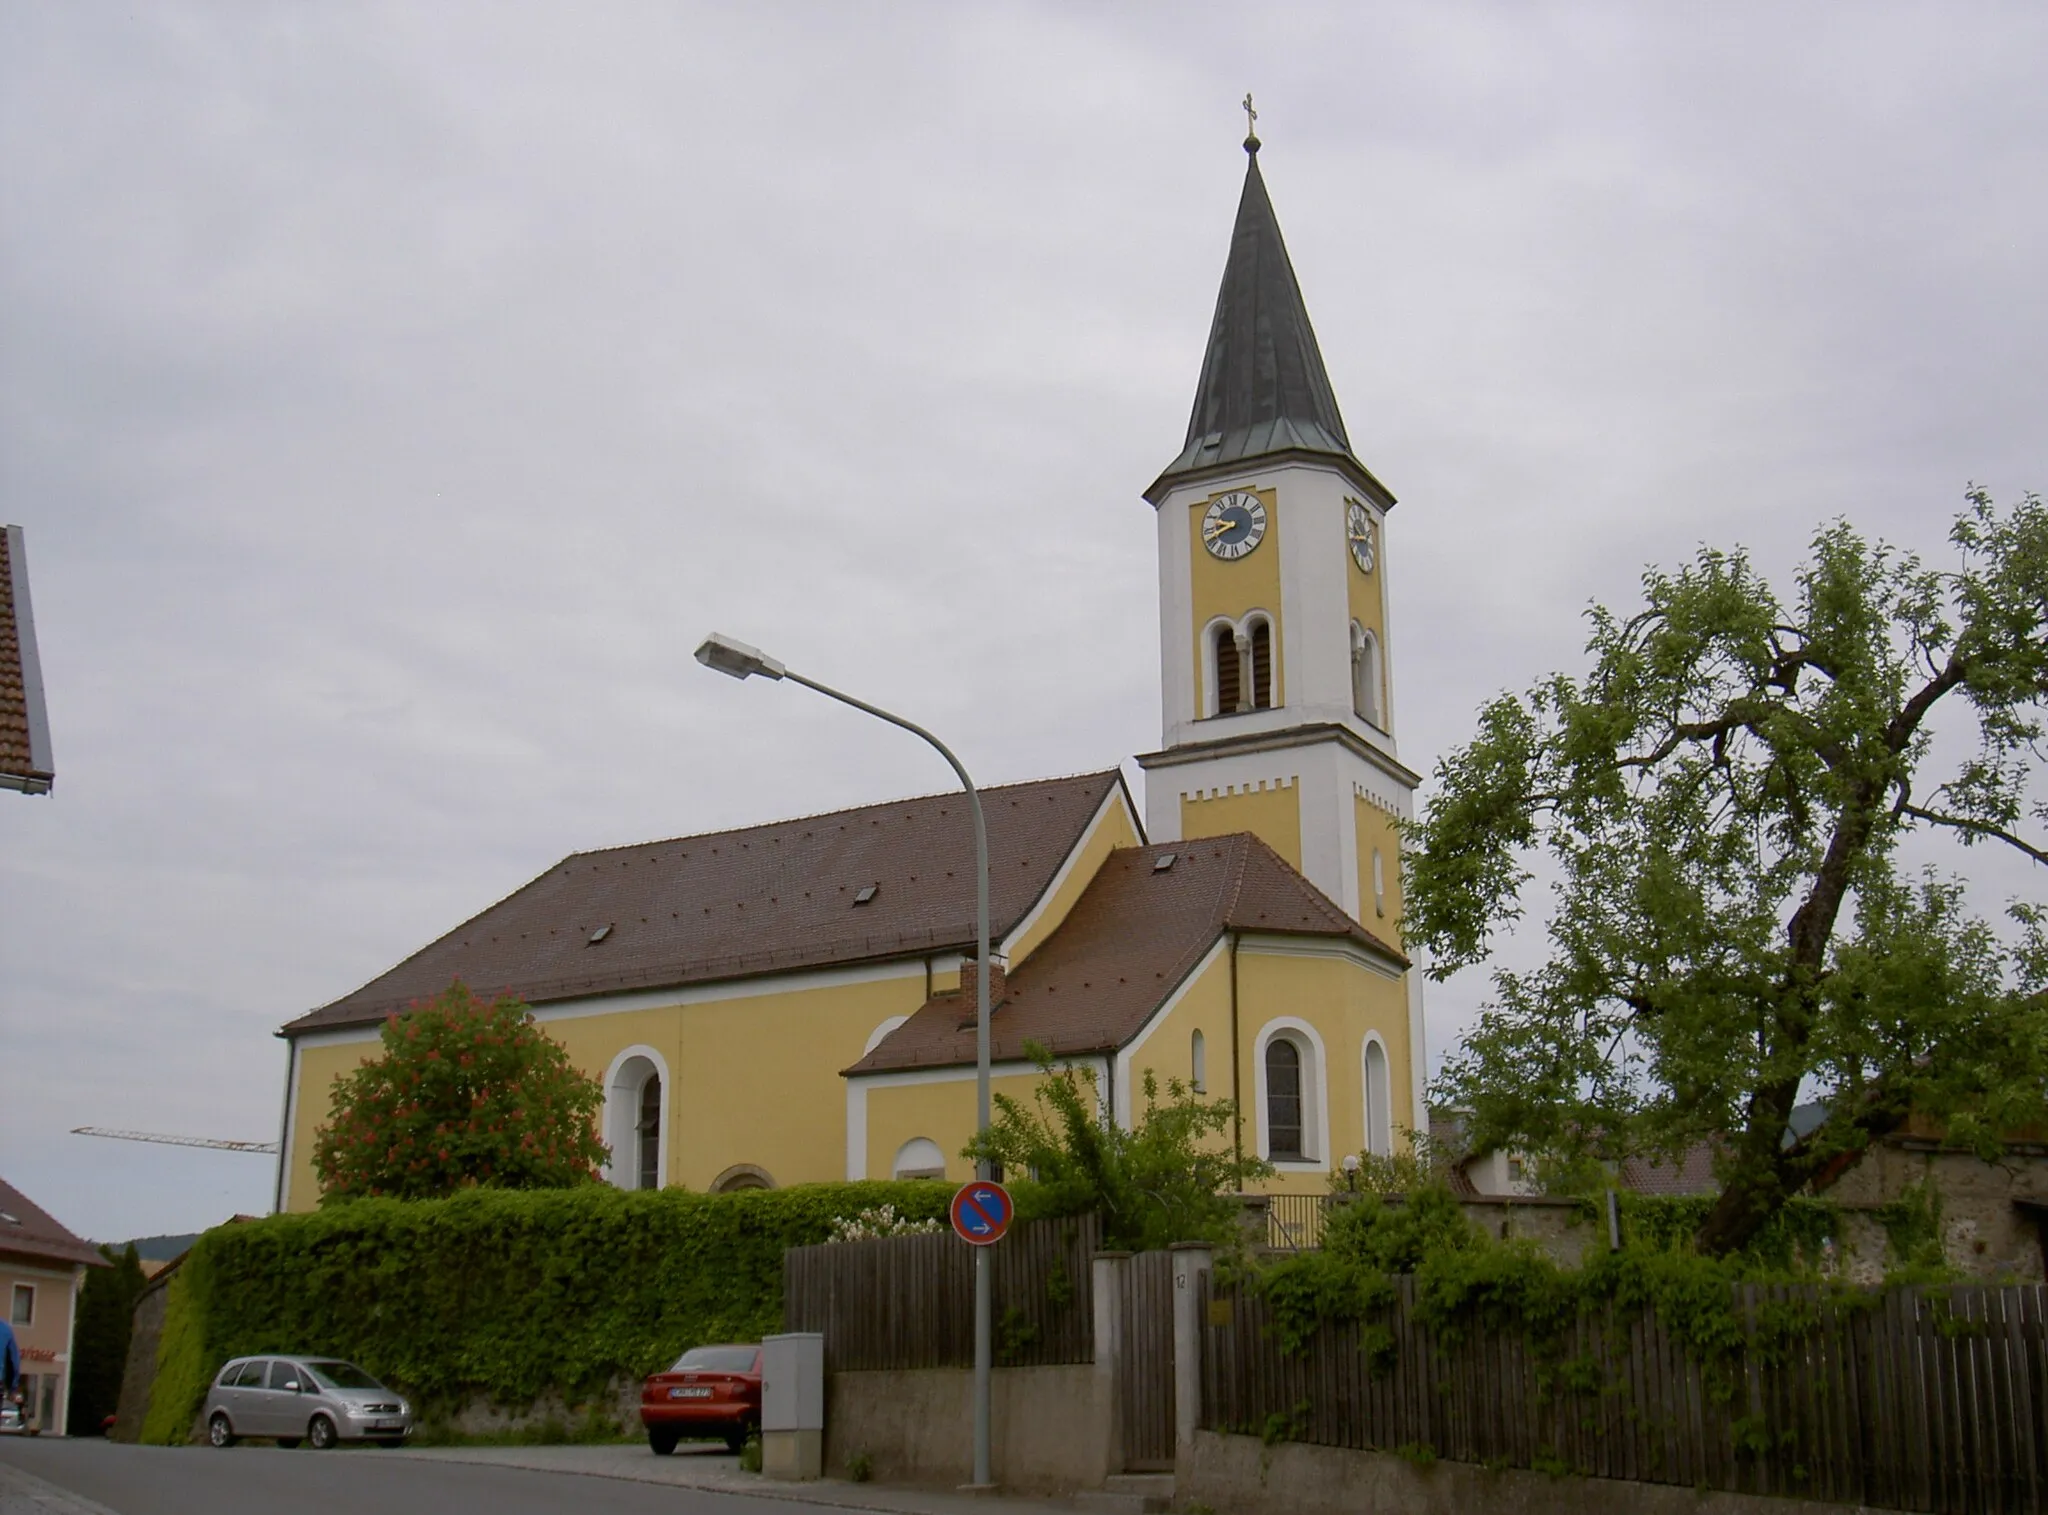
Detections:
[1148, 143, 1389, 506]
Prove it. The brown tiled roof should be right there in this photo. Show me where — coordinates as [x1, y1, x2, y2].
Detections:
[848, 834, 1405, 1075]
[284, 771, 1128, 1034]
[1619, 1143, 1720, 1197]
[1, 525, 55, 792]
[0, 1177, 105, 1270]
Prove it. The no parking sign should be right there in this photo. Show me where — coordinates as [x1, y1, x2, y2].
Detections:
[949, 1179, 1014, 1246]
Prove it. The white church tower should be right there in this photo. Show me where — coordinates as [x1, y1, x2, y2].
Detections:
[1137, 126, 1422, 938]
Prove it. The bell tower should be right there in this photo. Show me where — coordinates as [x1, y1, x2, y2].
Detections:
[1137, 130, 1421, 931]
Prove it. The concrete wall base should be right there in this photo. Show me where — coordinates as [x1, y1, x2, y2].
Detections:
[763, 1428, 822, 1480]
[1180, 1430, 1884, 1515]
[824, 1365, 1109, 1494]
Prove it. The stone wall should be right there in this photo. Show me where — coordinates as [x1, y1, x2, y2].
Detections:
[822, 1364, 1110, 1492]
[1451, 1144, 2048, 1282]
[1179, 1429, 1877, 1515]
[108, 1269, 172, 1443]
[1822, 1140, 2048, 1284]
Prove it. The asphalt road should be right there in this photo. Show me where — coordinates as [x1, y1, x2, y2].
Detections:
[0, 1439, 822, 1515]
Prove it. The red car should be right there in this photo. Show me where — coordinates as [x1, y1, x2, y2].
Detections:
[640, 1344, 761, 1454]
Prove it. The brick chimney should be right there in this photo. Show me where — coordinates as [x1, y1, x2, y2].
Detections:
[954, 955, 1007, 1023]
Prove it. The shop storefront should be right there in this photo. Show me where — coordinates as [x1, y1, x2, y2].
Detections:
[1, 1177, 103, 1436]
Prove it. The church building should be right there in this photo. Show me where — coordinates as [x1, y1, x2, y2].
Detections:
[274, 132, 1425, 1211]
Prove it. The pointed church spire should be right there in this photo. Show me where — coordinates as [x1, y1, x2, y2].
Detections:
[1148, 134, 1384, 505]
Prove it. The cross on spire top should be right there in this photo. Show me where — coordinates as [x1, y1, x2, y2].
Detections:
[1242, 93, 1260, 153]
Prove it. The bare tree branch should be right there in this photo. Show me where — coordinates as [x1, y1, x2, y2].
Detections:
[1897, 804, 2048, 865]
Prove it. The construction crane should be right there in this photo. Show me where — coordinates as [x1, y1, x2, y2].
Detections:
[72, 1126, 278, 1155]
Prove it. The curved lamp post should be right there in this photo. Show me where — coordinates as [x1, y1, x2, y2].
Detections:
[693, 632, 997, 1488]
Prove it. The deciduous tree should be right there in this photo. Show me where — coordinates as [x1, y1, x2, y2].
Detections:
[313, 982, 608, 1202]
[963, 1044, 1271, 1251]
[1408, 489, 2048, 1256]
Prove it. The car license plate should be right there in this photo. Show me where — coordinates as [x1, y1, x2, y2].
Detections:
[670, 1387, 713, 1399]
[373, 1419, 404, 1430]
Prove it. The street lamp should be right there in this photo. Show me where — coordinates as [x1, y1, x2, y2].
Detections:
[694, 631, 998, 1489]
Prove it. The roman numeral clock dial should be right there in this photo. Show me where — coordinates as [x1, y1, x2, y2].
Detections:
[1346, 499, 1376, 573]
[1202, 492, 1268, 560]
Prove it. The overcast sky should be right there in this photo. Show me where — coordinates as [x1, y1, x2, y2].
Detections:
[3, 2, 2043, 1242]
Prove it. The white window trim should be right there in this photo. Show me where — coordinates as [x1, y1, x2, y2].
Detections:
[1198, 610, 1281, 719]
[1362, 1033, 1393, 1158]
[1252, 1016, 1329, 1170]
[1241, 610, 1278, 710]
[1351, 621, 1385, 730]
[863, 1016, 910, 1055]
[891, 1136, 948, 1181]
[1191, 1028, 1207, 1094]
[843, 1056, 1046, 1180]
[1199, 615, 1239, 719]
[10, 1282, 34, 1327]
[601, 1044, 670, 1191]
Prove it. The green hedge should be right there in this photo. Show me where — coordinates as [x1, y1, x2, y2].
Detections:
[142, 1181, 964, 1442]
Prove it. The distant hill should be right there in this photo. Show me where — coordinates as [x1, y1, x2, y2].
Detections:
[110, 1232, 201, 1263]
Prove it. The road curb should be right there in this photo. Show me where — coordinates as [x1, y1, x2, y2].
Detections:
[385, 1447, 1075, 1515]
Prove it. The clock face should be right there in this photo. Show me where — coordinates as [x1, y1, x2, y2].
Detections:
[1346, 500, 1376, 573]
[1202, 492, 1268, 560]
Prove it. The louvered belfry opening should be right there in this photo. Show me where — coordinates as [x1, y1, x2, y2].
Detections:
[1250, 620, 1273, 709]
[1214, 624, 1242, 715]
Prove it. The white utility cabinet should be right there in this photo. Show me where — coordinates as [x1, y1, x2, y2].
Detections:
[760, 1331, 824, 1480]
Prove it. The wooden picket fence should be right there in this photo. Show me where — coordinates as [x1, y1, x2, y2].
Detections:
[782, 1213, 1100, 1371]
[1202, 1274, 2048, 1513]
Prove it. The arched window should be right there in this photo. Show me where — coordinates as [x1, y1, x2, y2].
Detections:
[1213, 624, 1242, 715]
[1255, 1021, 1325, 1164]
[603, 1048, 668, 1191]
[1265, 1039, 1304, 1159]
[1363, 1038, 1392, 1158]
[1351, 622, 1383, 727]
[1372, 848, 1386, 918]
[710, 1164, 775, 1192]
[1191, 1029, 1207, 1094]
[864, 1016, 909, 1055]
[1249, 618, 1274, 709]
[636, 1073, 662, 1190]
[892, 1137, 947, 1181]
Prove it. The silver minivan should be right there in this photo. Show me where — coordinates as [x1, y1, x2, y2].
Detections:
[202, 1356, 413, 1449]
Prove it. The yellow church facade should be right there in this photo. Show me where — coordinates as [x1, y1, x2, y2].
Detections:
[273, 133, 1427, 1212]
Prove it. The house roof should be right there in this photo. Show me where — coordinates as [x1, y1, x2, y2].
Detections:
[848, 833, 1404, 1076]
[1619, 1143, 1720, 1197]
[284, 771, 1128, 1035]
[0, 525, 55, 795]
[1147, 145, 1389, 506]
[0, 1177, 104, 1270]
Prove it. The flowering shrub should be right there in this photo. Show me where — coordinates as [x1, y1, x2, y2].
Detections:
[826, 1204, 944, 1242]
[311, 982, 607, 1202]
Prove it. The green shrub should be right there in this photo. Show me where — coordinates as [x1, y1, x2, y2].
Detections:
[68, 1243, 146, 1435]
[139, 1180, 956, 1440]
[963, 1042, 1271, 1251]
[1258, 1180, 1898, 1401]
[140, 1262, 212, 1445]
